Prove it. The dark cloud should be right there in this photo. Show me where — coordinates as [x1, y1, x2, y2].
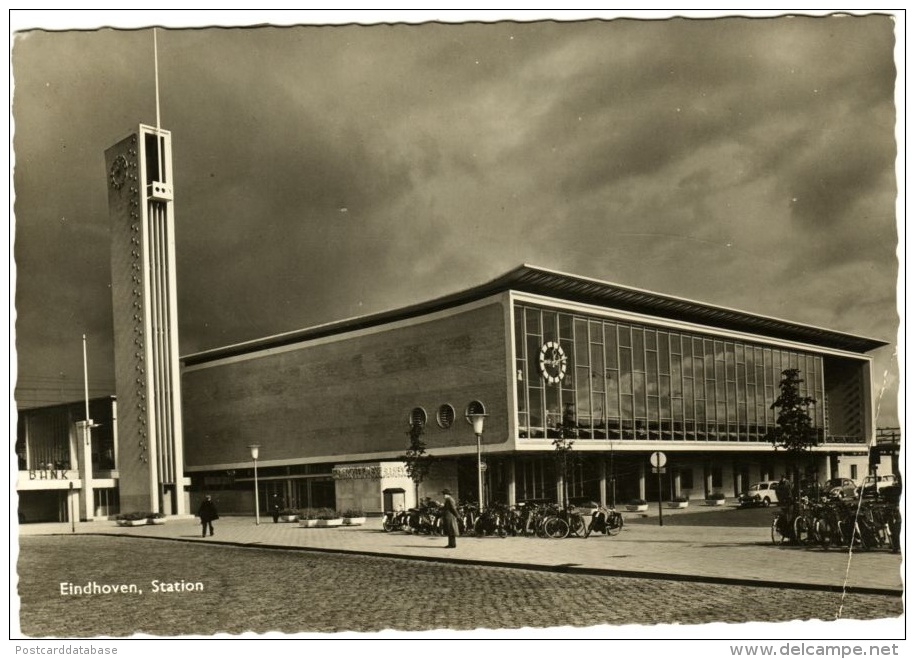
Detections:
[11, 15, 900, 426]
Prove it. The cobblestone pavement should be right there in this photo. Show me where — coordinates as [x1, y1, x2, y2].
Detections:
[16, 536, 903, 638]
[19, 512, 904, 594]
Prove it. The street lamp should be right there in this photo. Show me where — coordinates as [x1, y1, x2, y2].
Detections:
[466, 407, 488, 513]
[248, 444, 261, 525]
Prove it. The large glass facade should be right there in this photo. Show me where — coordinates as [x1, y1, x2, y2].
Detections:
[515, 304, 828, 443]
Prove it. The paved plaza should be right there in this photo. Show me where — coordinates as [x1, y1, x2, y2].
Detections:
[19, 507, 904, 595]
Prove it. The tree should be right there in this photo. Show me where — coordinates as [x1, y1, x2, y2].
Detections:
[403, 421, 434, 505]
[552, 404, 577, 508]
[768, 368, 818, 502]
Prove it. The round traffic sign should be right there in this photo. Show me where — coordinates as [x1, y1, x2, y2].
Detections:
[649, 451, 667, 468]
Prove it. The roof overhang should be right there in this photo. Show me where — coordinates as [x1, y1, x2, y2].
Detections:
[182, 264, 888, 365]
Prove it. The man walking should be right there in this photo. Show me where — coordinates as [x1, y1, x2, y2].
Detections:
[441, 489, 459, 549]
[197, 495, 219, 537]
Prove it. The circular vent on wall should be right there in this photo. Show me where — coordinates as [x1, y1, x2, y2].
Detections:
[436, 404, 455, 429]
[464, 400, 486, 422]
[409, 407, 427, 428]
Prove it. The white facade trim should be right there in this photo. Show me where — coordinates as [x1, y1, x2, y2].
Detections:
[509, 291, 875, 362]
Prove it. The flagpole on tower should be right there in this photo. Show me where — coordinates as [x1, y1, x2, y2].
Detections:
[154, 27, 161, 131]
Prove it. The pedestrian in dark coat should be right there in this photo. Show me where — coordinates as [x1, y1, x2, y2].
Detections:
[197, 495, 219, 537]
[270, 494, 284, 523]
[441, 489, 460, 548]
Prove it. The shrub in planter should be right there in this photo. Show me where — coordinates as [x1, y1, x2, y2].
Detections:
[146, 512, 167, 524]
[705, 492, 727, 506]
[668, 495, 690, 508]
[315, 508, 343, 527]
[625, 498, 649, 512]
[277, 508, 298, 522]
[297, 508, 319, 528]
[116, 511, 152, 526]
[342, 507, 367, 525]
[116, 511, 147, 521]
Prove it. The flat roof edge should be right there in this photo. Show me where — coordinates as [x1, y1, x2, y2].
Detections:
[181, 265, 888, 365]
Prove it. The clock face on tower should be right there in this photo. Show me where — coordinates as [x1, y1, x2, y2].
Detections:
[109, 154, 129, 190]
[538, 341, 568, 384]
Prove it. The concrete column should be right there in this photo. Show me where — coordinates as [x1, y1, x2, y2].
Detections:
[76, 421, 95, 521]
[506, 459, 516, 506]
[638, 461, 646, 500]
[598, 458, 607, 507]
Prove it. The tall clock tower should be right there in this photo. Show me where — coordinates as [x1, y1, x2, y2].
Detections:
[105, 125, 187, 515]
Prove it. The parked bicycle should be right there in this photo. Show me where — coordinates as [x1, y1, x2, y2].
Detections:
[772, 495, 900, 552]
[382, 508, 410, 533]
[540, 503, 589, 539]
[458, 503, 478, 536]
[474, 502, 512, 537]
[587, 506, 624, 536]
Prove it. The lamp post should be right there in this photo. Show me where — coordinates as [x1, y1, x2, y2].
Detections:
[248, 444, 261, 525]
[467, 412, 488, 513]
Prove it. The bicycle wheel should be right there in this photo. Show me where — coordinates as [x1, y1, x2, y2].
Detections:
[793, 515, 810, 545]
[855, 520, 875, 551]
[535, 516, 549, 538]
[605, 513, 623, 536]
[382, 517, 396, 533]
[814, 518, 833, 549]
[544, 516, 570, 539]
[569, 515, 587, 538]
[771, 515, 787, 545]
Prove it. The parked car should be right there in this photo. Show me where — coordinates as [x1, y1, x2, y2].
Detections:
[737, 481, 780, 507]
[859, 474, 900, 498]
[824, 477, 858, 499]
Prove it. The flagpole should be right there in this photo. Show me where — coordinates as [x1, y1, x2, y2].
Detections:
[82, 334, 90, 422]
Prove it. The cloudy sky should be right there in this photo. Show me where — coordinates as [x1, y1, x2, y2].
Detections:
[11, 11, 901, 427]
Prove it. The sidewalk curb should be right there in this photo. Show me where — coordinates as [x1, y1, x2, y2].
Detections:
[60, 532, 903, 598]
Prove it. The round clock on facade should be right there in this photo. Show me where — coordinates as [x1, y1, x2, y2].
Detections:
[538, 340, 568, 384]
[109, 154, 129, 190]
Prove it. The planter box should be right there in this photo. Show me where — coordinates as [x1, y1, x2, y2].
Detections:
[116, 519, 148, 527]
[667, 501, 689, 509]
[279, 515, 298, 523]
[343, 517, 366, 526]
[298, 519, 318, 528]
[625, 504, 649, 512]
[705, 499, 727, 506]
[147, 518, 167, 525]
[316, 518, 343, 527]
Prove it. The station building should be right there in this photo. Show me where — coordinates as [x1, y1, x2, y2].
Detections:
[13, 123, 892, 522]
[179, 264, 887, 516]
